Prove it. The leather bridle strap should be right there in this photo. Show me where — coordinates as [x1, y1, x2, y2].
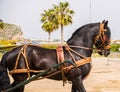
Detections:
[94, 23, 110, 50]
[67, 45, 104, 52]
[68, 45, 92, 50]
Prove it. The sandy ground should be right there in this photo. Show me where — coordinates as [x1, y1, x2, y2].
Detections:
[10, 58, 120, 92]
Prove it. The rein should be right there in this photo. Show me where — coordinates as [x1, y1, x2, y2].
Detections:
[68, 45, 101, 52]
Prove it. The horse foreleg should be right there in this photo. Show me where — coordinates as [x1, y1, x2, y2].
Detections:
[11, 74, 28, 92]
[71, 76, 86, 92]
[69, 68, 86, 92]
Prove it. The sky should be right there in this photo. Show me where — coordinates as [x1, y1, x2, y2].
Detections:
[0, 0, 120, 41]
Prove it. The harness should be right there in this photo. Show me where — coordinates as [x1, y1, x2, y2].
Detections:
[9, 22, 110, 86]
[9, 44, 47, 77]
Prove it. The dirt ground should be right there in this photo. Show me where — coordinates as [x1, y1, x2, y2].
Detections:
[10, 58, 120, 92]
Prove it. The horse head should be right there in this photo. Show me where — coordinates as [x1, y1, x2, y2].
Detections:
[94, 20, 111, 57]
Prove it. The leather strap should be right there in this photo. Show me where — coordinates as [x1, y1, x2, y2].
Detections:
[56, 46, 67, 86]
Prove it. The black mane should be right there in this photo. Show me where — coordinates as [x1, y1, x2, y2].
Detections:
[67, 22, 100, 44]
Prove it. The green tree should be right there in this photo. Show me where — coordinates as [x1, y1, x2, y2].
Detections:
[0, 19, 4, 29]
[53, 2, 74, 44]
[41, 9, 58, 42]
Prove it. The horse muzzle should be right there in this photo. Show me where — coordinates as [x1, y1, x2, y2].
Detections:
[103, 49, 110, 57]
[97, 45, 110, 57]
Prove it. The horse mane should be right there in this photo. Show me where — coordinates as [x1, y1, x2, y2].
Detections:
[67, 22, 100, 44]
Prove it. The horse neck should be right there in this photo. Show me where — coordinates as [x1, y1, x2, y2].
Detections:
[66, 24, 99, 57]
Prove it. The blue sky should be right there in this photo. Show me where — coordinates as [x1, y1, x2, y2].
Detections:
[0, 0, 120, 41]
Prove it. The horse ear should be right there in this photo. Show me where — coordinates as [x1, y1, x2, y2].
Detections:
[104, 20, 108, 29]
[105, 20, 108, 26]
[102, 20, 105, 24]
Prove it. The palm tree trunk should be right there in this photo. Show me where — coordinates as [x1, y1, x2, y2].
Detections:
[48, 32, 51, 44]
[61, 24, 64, 44]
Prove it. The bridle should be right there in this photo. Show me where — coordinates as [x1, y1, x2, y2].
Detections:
[94, 23, 110, 51]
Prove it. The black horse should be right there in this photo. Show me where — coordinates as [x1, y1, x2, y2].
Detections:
[0, 20, 111, 92]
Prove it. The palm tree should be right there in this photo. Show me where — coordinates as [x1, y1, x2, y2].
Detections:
[0, 19, 4, 29]
[41, 9, 59, 42]
[53, 2, 74, 44]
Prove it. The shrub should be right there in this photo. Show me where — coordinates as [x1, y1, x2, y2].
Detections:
[110, 44, 120, 52]
[40, 44, 58, 49]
